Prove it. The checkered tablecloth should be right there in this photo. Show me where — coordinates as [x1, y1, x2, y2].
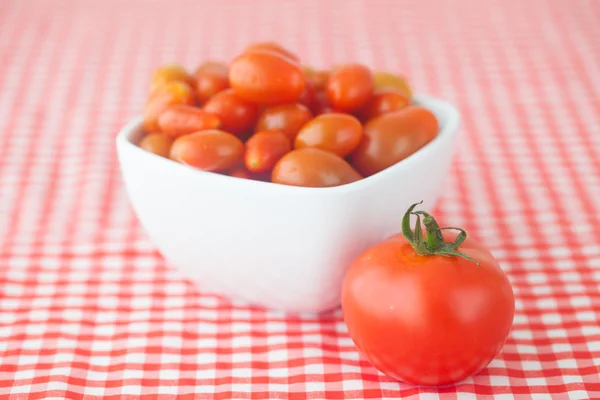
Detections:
[1, 0, 599, 398]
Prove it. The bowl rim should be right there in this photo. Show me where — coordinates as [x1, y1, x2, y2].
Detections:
[116, 94, 460, 194]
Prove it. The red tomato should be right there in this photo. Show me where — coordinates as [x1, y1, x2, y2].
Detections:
[359, 90, 410, 122]
[351, 106, 439, 176]
[150, 64, 193, 92]
[244, 42, 299, 62]
[203, 89, 259, 135]
[244, 130, 291, 173]
[272, 148, 362, 187]
[194, 61, 230, 104]
[256, 103, 313, 141]
[170, 129, 243, 171]
[294, 113, 363, 157]
[326, 64, 374, 112]
[138, 133, 174, 158]
[157, 105, 220, 138]
[311, 90, 334, 115]
[229, 51, 306, 104]
[342, 202, 514, 386]
[143, 81, 195, 132]
[297, 80, 316, 112]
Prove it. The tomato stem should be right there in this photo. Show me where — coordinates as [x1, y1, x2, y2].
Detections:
[402, 202, 480, 266]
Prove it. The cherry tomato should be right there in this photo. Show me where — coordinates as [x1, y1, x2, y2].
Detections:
[150, 64, 193, 91]
[244, 130, 291, 173]
[351, 106, 439, 176]
[203, 89, 259, 135]
[244, 42, 299, 62]
[326, 64, 373, 112]
[170, 129, 243, 172]
[311, 90, 334, 115]
[304, 66, 329, 91]
[342, 202, 514, 386]
[358, 91, 410, 122]
[143, 81, 195, 132]
[256, 104, 313, 141]
[229, 51, 306, 104]
[157, 105, 220, 138]
[294, 113, 363, 157]
[373, 71, 412, 99]
[297, 80, 316, 112]
[194, 61, 229, 104]
[228, 166, 254, 179]
[138, 133, 174, 158]
[272, 148, 361, 188]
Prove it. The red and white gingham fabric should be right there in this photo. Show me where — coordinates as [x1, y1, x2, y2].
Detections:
[1, 0, 599, 398]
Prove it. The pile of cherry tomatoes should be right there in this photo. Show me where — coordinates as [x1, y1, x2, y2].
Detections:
[139, 42, 439, 187]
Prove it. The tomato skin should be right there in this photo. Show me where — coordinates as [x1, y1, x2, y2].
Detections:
[229, 51, 306, 104]
[203, 89, 259, 135]
[151, 64, 193, 91]
[244, 42, 299, 62]
[244, 131, 291, 173]
[170, 129, 244, 172]
[272, 148, 361, 187]
[228, 166, 253, 179]
[351, 106, 439, 176]
[304, 67, 329, 91]
[139, 133, 174, 158]
[143, 81, 195, 132]
[194, 61, 229, 104]
[326, 64, 374, 112]
[311, 90, 334, 115]
[297, 81, 317, 112]
[342, 232, 514, 386]
[157, 105, 221, 138]
[256, 103, 313, 141]
[359, 90, 410, 122]
[373, 71, 412, 99]
[295, 113, 363, 157]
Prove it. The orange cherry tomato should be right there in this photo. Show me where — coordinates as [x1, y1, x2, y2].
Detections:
[157, 105, 221, 138]
[255, 103, 313, 141]
[203, 89, 259, 135]
[294, 113, 363, 157]
[373, 71, 413, 99]
[138, 133, 174, 158]
[272, 148, 362, 188]
[143, 81, 195, 132]
[351, 106, 439, 176]
[150, 64, 193, 92]
[326, 64, 374, 112]
[170, 129, 244, 172]
[244, 42, 299, 62]
[244, 130, 291, 173]
[229, 51, 306, 104]
[194, 61, 229, 104]
[359, 91, 410, 122]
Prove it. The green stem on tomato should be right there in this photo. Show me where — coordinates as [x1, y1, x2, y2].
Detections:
[402, 201, 480, 266]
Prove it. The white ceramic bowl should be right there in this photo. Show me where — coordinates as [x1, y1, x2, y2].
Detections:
[116, 95, 460, 313]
